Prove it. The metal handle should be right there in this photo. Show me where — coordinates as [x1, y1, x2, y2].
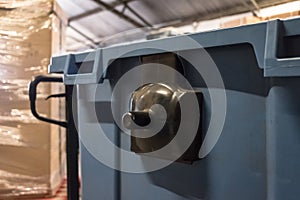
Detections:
[122, 111, 151, 129]
[29, 75, 67, 128]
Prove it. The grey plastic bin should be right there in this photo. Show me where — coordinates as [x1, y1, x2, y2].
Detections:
[49, 18, 300, 200]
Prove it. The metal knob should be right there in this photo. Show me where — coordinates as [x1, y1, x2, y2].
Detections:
[122, 111, 151, 129]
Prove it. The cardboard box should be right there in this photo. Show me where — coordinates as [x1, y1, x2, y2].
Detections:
[0, 0, 66, 198]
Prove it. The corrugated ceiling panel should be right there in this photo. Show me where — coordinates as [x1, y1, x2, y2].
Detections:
[56, 0, 100, 17]
[56, 0, 84, 17]
[72, 10, 136, 39]
[128, 0, 249, 25]
[57, 0, 299, 50]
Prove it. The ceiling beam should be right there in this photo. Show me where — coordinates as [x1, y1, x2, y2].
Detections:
[68, 24, 98, 48]
[69, 7, 103, 22]
[69, 0, 137, 22]
[249, 0, 261, 11]
[52, 10, 98, 48]
[91, 0, 146, 28]
[240, 0, 259, 16]
[123, 2, 153, 27]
